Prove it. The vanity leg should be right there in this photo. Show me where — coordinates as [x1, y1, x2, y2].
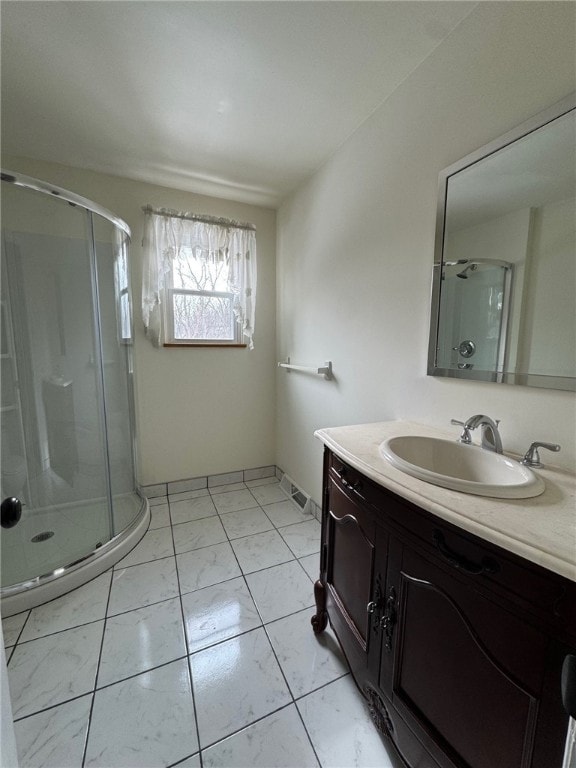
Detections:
[311, 579, 328, 634]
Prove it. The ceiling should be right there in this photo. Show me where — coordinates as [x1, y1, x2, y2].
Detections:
[448, 107, 575, 231]
[1, 1, 474, 208]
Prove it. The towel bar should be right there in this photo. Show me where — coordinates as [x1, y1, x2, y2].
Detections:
[278, 358, 332, 380]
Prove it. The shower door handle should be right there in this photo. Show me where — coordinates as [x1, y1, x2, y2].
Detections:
[1, 496, 22, 528]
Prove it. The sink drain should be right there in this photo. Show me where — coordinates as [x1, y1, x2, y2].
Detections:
[31, 531, 55, 543]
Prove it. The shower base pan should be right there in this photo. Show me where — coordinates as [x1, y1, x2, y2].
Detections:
[0, 497, 149, 617]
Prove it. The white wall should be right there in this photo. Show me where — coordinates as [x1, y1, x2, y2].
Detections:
[276, 2, 576, 503]
[2, 156, 277, 485]
[522, 197, 576, 377]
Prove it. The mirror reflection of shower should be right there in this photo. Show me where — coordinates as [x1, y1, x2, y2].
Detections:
[456, 262, 478, 279]
[437, 259, 513, 377]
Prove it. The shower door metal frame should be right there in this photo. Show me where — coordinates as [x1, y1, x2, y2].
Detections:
[1, 170, 130, 237]
[87, 210, 116, 543]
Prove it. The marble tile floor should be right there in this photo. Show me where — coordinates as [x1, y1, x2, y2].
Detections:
[3, 479, 396, 768]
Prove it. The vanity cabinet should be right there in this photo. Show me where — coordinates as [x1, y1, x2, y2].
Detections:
[312, 448, 576, 768]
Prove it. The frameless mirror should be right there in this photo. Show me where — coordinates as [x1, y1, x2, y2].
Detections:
[428, 94, 575, 391]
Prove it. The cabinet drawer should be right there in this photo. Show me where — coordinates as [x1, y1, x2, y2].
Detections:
[377, 485, 576, 639]
[329, 452, 389, 512]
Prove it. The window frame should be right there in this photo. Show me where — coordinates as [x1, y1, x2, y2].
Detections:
[164, 286, 243, 347]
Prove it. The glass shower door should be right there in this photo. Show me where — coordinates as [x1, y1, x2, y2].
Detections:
[1, 183, 113, 588]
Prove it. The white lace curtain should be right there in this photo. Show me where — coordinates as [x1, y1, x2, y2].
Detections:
[142, 206, 257, 348]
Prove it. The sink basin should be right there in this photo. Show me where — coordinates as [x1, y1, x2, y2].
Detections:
[380, 435, 545, 499]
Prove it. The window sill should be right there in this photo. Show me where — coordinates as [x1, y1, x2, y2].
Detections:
[163, 343, 247, 348]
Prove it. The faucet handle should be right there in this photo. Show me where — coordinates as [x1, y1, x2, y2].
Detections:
[521, 441, 561, 468]
[450, 419, 472, 444]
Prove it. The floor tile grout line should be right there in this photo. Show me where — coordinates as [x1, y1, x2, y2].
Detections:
[169, 505, 315, 532]
[15, 599, 324, 712]
[160, 484, 311, 525]
[226, 512, 322, 764]
[12, 612, 334, 729]
[7, 492, 323, 764]
[213, 499, 321, 580]
[9, 615, 109, 647]
[11, 689, 95, 725]
[5, 520, 318, 643]
[195, 700, 296, 755]
[185, 670, 348, 761]
[2, 611, 30, 664]
[146, 470, 278, 502]
[81, 564, 114, 768]
[275, 525, 319, 562]
[169, 496, 205, 768]
[213, 493, 320, 556]
[6, 559, 118, 630]
[293, 697, 326, 768]
[5, 559, 313, 650]
[216, 503, 267, 627]
[11, 609, 32, 648]
[166, 749, 201, 768]
[96, 652, 188, 692]
[291, 668, 357, 768]
[226, 506, 334, 768]
[216, 502, 298, 576]
[6, 571, 115, 646]
[105, 591, 182, 620]
[9, 579, 323, 721]
[205, 495, 314, 758]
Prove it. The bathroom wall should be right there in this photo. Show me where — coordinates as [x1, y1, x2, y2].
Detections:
[276, 2, 576, 502]
[1, 156, 277, 484]
[522, 197, 576, 378]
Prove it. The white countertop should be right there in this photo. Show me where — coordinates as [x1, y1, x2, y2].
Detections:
[315, 421, 576, 582]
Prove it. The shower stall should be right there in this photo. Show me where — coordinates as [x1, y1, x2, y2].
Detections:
[436, 258, 513, 376]
[0, 171, 149, 616]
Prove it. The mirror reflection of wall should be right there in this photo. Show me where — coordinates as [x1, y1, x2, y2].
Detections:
[519, 198, 576, 378]
[429, 96, 576, 391]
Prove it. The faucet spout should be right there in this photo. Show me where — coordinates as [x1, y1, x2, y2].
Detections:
[463, 414, 503, 454]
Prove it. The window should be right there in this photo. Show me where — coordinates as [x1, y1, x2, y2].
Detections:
[142, 206, 257, 348]
[166, 249, 240, 343]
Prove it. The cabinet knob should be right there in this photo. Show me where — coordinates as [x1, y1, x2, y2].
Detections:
[367, 601, 378, 614]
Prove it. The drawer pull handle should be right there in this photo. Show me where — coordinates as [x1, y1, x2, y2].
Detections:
[433, 530, 499, 576]
[367, 601, 377, 614]
[335, 467, 363, 495]
[328, 509, 359, 526]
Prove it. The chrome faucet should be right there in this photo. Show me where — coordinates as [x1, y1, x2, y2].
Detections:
[451, 414, 503, 453]
[521, 441, 561, 468]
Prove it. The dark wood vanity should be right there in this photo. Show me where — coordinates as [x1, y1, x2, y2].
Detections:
[312, 447, 576, 768]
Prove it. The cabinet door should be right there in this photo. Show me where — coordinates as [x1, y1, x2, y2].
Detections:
[382, 542, 555, 768]
[324, 476, 382, 683]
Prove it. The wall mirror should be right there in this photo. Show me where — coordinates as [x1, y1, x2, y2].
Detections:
[428, 94, 575, 392]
